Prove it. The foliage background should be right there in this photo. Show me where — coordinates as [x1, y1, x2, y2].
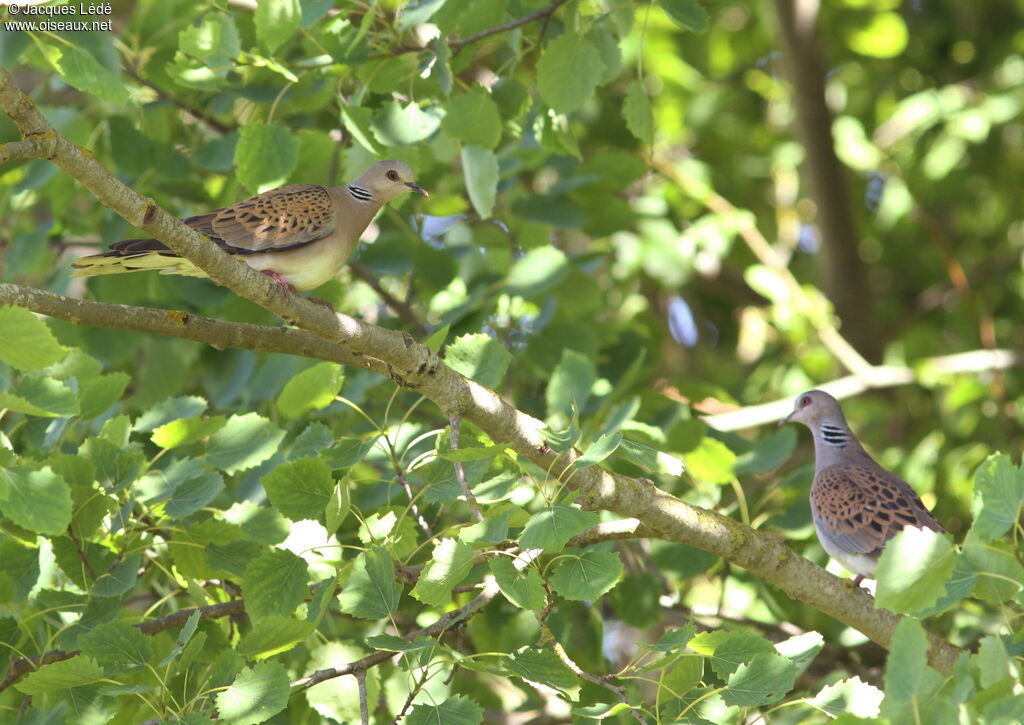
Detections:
[0, 0, 1022, 722]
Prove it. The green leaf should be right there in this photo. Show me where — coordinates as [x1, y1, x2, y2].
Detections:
[649, 625, 696, 652]
[277, 362, 344, 420]
[537, 33, 605, 113]
[243, 549, 310, 620]
[216, 662, 290, 725]
[92, 552, 142, 597]
[518, 504, 598, 552]
[407, 696, 484, 725]
[164, 471, 224, 519]
[338, 545, 401, 620]
[734, 426, 797, 476]
[207, 413, 286, 474]
[506, 647, 580, 700]
[570, 433, 622, 469]
[365, 633, 435, 652]
[657, 0, 710, 32]
[881, 618, 944, 714]
[461, 145, 499, 219]
[809, 677, 884, 718]
[152, 416, 226, 450]
[371, 101, 444, 145]
[340, 104, 381, 154]
[262, 456, 335, 522]
[546, 349, 596, 422]
[0, 306, 66, 370]
[0, 466, 72, 534]
[397, 0, 448, 29]
[325, 479, 352, 532]
[159, 610, 201, 666]
[616, 439, 685, 476]
[507, 246, 570, 299]
[692, 630, 775, 678]
[459, 508, 512, 544]
[0, 376, 80, 417]
[134, 396, 208, 431]
[444, 333, 512, 389]
[847, 11, 908, 59]
[623, 81, 654, 146]
[489, 557, 546, 610]
[237, 616, 315, 659]
[78, 371, 130, 419]
[875, 527, 956, 614]
[411, 537, 475, 606]
[962, 537, 1024, 604]
[549, 550, 623, 600]
[438, 445, 503, 462]
[443, 89, 502, 149]
[572, 703, 636, 720]
[721, 652, 797, 707]
[57, 45, 134, 105]
[683, 437, 736, 484]
[255, 0, 300, 53]
[970, 453, 1024, 541]
[16, 655, 104, 694]
[235, 121, 299, 191]
[79, 620, 152, 670]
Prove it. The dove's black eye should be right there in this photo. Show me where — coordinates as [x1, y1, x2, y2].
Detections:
[386, 170, 399, 181]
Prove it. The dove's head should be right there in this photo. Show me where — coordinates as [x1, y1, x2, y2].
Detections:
[780, 389, 847, 429]
[356, 160, 428, 202]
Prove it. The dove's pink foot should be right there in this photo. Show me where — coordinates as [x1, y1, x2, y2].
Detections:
[260, 269, 295, 295]
[852, 574, 865, 587]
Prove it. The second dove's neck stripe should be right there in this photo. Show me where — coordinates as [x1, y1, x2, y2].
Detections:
[819, 423, 850, 448]
[347, 184, 374, 203]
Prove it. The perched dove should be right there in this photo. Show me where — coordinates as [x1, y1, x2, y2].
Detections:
[781, 390, 944, 584]
[71, 160, 427, 293]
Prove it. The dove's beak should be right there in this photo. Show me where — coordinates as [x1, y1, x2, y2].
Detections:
[779, 410, 795, 427]
[406, 182, 428, 197]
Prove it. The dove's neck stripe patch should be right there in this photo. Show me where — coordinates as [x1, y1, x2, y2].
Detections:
[347, 184, 373, 203]
[820, 423, 850, 448]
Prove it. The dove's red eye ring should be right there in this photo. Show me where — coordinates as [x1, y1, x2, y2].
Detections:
[386, 170, 399, 181]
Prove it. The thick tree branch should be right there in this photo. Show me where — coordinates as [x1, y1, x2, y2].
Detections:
[0, 283, 390, 378]
[0, 65, 960, 676]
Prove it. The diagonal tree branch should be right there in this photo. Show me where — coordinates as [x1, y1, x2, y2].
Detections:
[0, 65, 960, 675]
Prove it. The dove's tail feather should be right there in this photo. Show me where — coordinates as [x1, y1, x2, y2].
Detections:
[70, 248, 208, 279]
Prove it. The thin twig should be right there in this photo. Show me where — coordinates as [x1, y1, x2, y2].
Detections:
[653, 159, 877, 381]
[356, 670, 370, 725]
[397, 468, 435, 537]
[449, 415, 484, 522]
[0, 650, 79, 693]
[368, 0, 571, 59]
[349, 260, 429, 337]
[66, 525, 98, 579]
[550, 638, 645, 724]
[0, 135, 56, 163]
[123, 66, 234, 133]
[291, 580, 501, 692]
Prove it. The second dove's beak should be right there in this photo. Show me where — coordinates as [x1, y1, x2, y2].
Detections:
[779, 411, 795, 427]
[406, 182, 428, 197]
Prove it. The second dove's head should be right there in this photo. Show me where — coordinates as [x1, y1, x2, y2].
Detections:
[356, 160, 428, 202]
[780, 389, 847, 428]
